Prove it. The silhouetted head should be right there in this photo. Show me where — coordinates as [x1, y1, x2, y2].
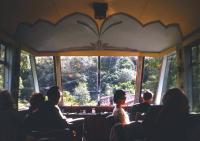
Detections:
[162, 88, 189, 113]
[46, 86, 61, 105]
[0, 90, 14, 111]
[113, 89, 126, 104]
[141, 90, 153, 103]
[29, 92, 45, 111]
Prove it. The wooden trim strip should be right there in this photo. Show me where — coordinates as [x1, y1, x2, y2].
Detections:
[23, 47, 176, 57]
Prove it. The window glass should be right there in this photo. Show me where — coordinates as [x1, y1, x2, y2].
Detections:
[100, 56, 136, 106]
[0, 43, 5, 61]
[18, 50, 34, 110]
[142, 57, 163, 95]
[191, 45, 200, 112]
[166, 53, 177, 90]
[0, 43, 6, 89]
[35, 56, 55, 94]
[0, 64, 4, 89]
[61, 56, 136, 106]
[61, 56, 97, 106]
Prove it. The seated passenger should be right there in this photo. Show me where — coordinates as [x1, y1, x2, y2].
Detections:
[24, 86, 68, 133]
[144, 88, 190, 141]
[130, 90, 153, 121]
[112, 89, 130, 125]
[115, 88, 190, 141]
[42, 86, 67, 121]
[28, 92, 45, 114]
[109, 89, 130, 141]
[0, 90, 22, 141]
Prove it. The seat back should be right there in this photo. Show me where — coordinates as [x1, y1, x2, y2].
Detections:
[27, 128, 75, 141]
[105, 115, 116, 128]
[187, 114, 200, 141]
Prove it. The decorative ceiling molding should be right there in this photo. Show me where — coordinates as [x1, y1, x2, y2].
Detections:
[14, 12, 182, 54]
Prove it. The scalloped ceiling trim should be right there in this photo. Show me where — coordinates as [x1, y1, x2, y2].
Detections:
[14, 12, 182, 53]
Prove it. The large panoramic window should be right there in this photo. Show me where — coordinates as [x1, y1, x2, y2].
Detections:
[142, 57, 163, 96]
[18, 51, 35, 110]
[61, 56, 136, 106]
[35, 56, 56, 94]
[0, 43, 6, 89]
[191, 44, 200, 112]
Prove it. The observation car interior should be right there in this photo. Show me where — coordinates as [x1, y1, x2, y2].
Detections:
[1, 0, 200, 141]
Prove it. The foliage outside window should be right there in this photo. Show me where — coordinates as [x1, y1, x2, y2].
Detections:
[61, 56, 97, 106]
[142, 57, 163, 96]
[0, 65, 4, 89]
[100, 56, 136, 106]
[166, 53, 177, 90]
[18, 51, 35, 110]
[61, 56, 136, 106]
[191, 44, 200, 112]
[35, 56, 56, 94]
[0, 43, 6, 89]
[17, 55, 165, 108]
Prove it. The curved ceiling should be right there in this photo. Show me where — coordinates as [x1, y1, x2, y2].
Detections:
[1, 0, 200, 55]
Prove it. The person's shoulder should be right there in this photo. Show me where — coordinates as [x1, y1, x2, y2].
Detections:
[148, 105, 162, 112]
[41, 101, 54, 109]
[131, 103, 141, 109]
[131, 103, 148, 110]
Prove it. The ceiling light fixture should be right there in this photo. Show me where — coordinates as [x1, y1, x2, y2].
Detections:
[93, 2, 108, 19]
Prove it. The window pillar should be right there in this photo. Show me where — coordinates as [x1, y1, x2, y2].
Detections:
[53, 56, 62, 89]
[135, 56, 144, 103]
[53, 56, 63, 105]
[5, 44, 21, 109]
[155, 55, 168, 104]
[30, 55, 39, 93]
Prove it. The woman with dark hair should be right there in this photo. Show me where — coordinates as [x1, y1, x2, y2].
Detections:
[162, 88, 189, 114]
[0, 90, 22, 141]
[151, 88, 190, 141]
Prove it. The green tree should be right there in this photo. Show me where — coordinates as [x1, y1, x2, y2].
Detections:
[62, 91, 78, 105]
[101, 57, 136, 95]
[73, 82, 91, 105]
